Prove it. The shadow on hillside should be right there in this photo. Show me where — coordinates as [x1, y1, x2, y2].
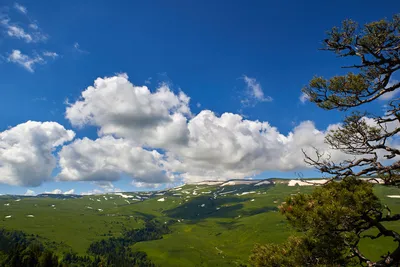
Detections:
[164, 194, 277, 223]
[130, 211, 157, 221]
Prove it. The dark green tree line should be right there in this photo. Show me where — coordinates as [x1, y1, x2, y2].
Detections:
[0, 220, 168, 267]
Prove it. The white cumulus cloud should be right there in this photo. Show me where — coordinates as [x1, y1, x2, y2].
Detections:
[61, 75, 354, 185]
[24, 189, 35, 196]
[57, 136, 175, 184]
[1, 75, 375, 187]
[80, 189, 103, 195]
[64, 189, 75, 194]
[166, 111, 347, 183]
[43, 189, 74, 194]
[65, 74, 191, 148]
[0, 121, 75, 186]
[44, 189, 62, 194]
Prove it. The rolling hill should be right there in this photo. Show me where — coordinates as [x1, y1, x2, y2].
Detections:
[1, 179, 399, 266]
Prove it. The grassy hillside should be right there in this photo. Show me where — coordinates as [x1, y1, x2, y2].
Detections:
[1, 181, 399, 266]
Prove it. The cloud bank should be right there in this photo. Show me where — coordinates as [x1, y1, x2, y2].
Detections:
[59, 74, 350, 185]
[0, 121, 75, 186]
[0, 74, 374, 188]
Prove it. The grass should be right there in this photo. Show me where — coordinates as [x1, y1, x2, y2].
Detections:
[1, 182, 399, 266]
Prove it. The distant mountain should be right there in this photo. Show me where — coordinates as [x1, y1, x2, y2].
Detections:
[36, 193, 82, 199]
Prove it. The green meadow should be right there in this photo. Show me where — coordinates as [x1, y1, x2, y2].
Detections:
[1, 181, 399, 266]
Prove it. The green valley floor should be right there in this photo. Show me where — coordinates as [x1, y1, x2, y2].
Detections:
[1, 180, 399, 266]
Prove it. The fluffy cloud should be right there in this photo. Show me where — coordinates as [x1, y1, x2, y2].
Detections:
[167, 111, 347, 183]
[64, 189, 75, 194]
[0, 75, 369, 187]
[60, 75, 353, 185]
[65, 74, 191, 147]
[44, 189, 62, 194]
[133, 182, 162, 189]
[44, 189, 75, 194]
[57, 136, 174, 184]
[95, 181, 122, 193]
[80, 189, 103, 195]
[7, 50, 44, 72]
[24, 189, 35, 196]
[0, 121, 75, 186]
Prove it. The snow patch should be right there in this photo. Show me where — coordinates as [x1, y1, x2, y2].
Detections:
[240, 191, 256, 195]
[254, 180, 272, 186]
[219, 190, 236, 195]
[114, 193, 135, 198]
[157, 198, 165, 202]
[5, 215, 12, 219]
[172, 184, 185, 190]
[221, 180, 257, 186]
[387, 195, 400, 198]
[194, 181, 223, 185]
[288, 179, 329, 186]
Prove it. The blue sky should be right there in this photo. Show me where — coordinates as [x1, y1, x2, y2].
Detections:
[0, 0, 399, 195]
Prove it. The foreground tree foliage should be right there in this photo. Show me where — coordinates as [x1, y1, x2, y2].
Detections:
[0, 229, 59, 267]
[302, 14, 400, 183]
[252, 178, 389, 266]
[87, 220, 169, 267]
[250, 236, 338, 267]
[251, 14, 400, 266]
[0, 220, 167, 266]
